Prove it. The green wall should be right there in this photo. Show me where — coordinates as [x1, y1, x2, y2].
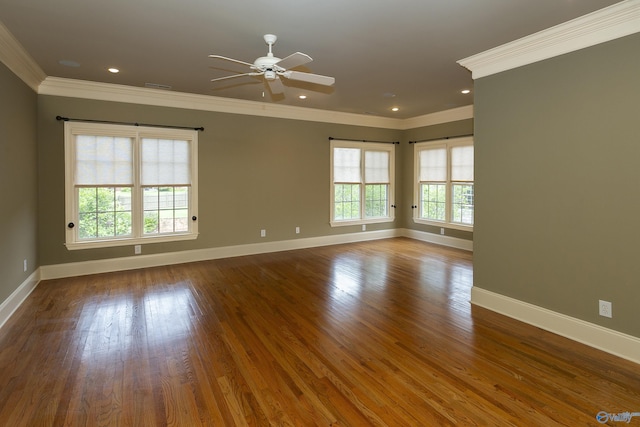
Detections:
[0, 63, 38, 302]
[37, 96, 405, 265]
[474, 32, 640, 338]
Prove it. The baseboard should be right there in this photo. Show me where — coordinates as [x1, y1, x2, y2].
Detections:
[471, 287, 640, 365]
[40, 229, 402, 280]
[0, 270, 40, 330]
[40, 228, 472, 280]
[401, 228, 474, 252]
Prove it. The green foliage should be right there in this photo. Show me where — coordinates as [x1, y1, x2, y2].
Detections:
[452, 184, 474, 224]
[78, 187, 132, 239]
[334, 184, 390, 220]
[76, 186, 187, 239]
[144, 212, 159, 234]
[421, 184, 446, 221]
[334, 184, 360, 220]
[365, 184, 388, 218]
[419, 183, 474, 225]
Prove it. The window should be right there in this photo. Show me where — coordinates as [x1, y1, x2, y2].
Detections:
[64, 122, 198, 249]
[330, 140, 395, 226]
[414, 137, 473, 230]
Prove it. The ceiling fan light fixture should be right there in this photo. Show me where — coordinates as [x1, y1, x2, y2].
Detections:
[209, 34, 335, 97]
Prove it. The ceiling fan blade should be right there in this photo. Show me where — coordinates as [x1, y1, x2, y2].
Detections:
[267, 76, 285, 94]
[211, 72, 261, 83]
[275, 52, 312, 70]
[282, 70, 335, 86]
[208, 55, 254, 68]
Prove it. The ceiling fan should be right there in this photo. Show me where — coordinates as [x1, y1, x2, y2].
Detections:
[209, 34, 335, 95]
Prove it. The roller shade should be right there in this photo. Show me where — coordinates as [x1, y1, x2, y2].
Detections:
[75, 135, 133, 185]
[451, 145, 474, 181]
[141, 138, 191, 186]
[333, 147, 361, 183]
[419, 148, 447, 181]
[364, 151, 389, 183]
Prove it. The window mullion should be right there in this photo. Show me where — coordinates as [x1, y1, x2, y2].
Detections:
[446, 146, 452, 224]
[360, 149, 365, 219]
[132, 133, 143, 238]
[413, 147, 421, 221]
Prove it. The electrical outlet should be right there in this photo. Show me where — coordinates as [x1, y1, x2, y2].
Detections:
[440, 227, 445, 235]
[295, 226, 300, 234]
[23, 259, 27, 272]
[362, 224, 366, 231]
[260, 229, 266, 238]
[599, 300, 612, 318]
[134, 245, 141, 255]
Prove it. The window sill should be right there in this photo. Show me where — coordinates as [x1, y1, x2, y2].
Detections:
[65, 232, 199, 250]
[412, 218, 473, 232]
[330, 217, 395, 228]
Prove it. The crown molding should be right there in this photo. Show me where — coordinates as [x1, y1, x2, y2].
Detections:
[39, 77, 406, 129]
[39, 77, 473, 129]
[458, 0, 640, 79]
[399, 105, 473, 130]
[0, 21, 46, 91]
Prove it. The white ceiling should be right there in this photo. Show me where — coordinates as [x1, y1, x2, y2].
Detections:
[0, 0, 623, 119]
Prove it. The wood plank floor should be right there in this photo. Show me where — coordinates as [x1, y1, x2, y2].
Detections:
[0, 238, 638, 426]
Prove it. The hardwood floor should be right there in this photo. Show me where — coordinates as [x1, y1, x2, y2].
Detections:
[0, 238, 638, 426]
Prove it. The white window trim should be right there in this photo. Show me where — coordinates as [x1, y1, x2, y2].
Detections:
[64, 122, 199, 250]
[413, 136, 473, 232]
[330, 139, 395, 227]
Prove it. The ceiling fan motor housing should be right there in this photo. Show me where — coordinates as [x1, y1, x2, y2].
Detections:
[209, 34, 335, 89]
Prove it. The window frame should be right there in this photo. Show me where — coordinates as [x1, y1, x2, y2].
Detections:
[413, 136, 473, 231]
[330, 140, 395, 227]
[64, 121, 199, 250]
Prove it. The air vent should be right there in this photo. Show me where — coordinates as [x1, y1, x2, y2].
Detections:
[144, 83, 172, 90]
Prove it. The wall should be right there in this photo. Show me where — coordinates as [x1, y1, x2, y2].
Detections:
[0, 62, 38, 302]
[37, 95, 404, 265]
[474, 32, 640, 338]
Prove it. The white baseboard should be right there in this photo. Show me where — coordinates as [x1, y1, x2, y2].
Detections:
[40, 229, 402, 280]
[40, 228, 471, 280]
[0, 270, 40, 330]
[401, 228, 474, 251]
[8, 228, 470, 332]
[471, 287, 640, 365]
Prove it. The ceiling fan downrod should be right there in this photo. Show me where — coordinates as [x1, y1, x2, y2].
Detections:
[264, 34, 277, 57]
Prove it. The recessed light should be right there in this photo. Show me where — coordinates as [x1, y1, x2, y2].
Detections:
[108, 67, 120, 74]
[461, 89, 471, 94]
[391, 107, 399, 112]
[298, 95, 307, 99]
